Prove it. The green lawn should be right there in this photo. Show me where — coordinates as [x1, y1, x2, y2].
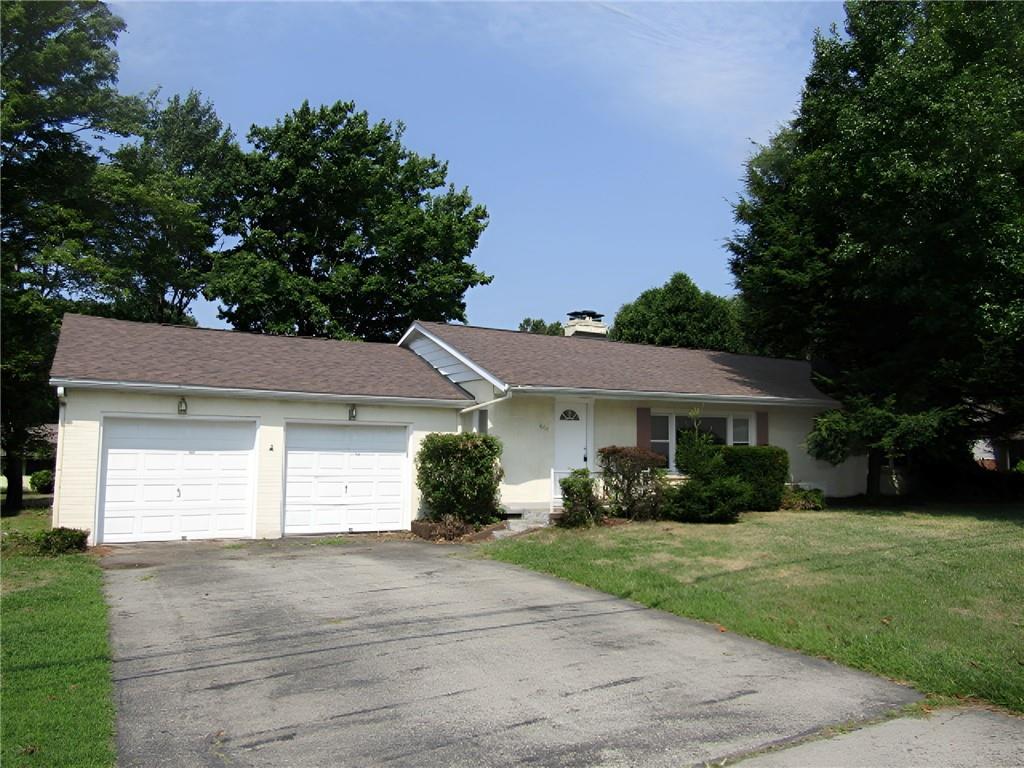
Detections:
[1, 509, 115, 767]
[485, 505, 1024, 713]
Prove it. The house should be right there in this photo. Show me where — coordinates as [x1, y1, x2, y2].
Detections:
[49, 313, 866, 544]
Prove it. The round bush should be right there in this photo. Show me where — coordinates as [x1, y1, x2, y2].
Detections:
[29, 469, 55, 494]
[558, 469, 604, 528]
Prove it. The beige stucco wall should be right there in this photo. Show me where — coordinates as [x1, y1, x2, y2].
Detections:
[488, 394, 556, 506]
[485, 395, 867, 503]
[54, 388, 461, 543]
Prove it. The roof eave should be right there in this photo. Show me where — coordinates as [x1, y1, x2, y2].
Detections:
[49, 377, 475, 409]
[508, 385, 839, 408]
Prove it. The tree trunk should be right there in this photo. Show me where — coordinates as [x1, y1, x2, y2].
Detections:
[866, 448, 883, 501]
[3, 455, 24, 514]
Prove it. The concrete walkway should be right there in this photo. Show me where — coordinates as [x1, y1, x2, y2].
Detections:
[103, 538, 930, 767]
[739, 708, 1023, 767]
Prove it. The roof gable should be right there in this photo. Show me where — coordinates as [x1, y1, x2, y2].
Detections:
[51, 314, 472, 402]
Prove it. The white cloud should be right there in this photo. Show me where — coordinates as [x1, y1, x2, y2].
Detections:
[406, 1, 838, 164]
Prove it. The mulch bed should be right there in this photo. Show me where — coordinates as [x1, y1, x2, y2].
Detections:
[411, 519, 508, 543]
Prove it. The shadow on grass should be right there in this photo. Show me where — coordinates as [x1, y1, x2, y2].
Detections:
[827, 498, 1024, 526]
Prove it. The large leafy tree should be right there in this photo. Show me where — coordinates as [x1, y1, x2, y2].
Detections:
[728, 1, 1024, 494]
[206, 101, 491, 341]
[1, 0, 136, 510]
[89, 91, 243, 323]
[610, 273, 747, 353]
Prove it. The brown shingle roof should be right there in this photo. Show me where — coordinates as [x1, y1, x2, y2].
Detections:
[51, 314, 472, 402]
[415, 321, 836, 403]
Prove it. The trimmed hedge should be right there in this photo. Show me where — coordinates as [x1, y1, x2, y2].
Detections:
[415, 433, 503, 525]
[664, 475, 750, 524]
[718, 446, 789, 511]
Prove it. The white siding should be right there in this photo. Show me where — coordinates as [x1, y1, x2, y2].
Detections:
[407, 336, 482, 384]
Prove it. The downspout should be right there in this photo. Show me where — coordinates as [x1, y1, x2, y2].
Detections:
[459, 389, 512, 415]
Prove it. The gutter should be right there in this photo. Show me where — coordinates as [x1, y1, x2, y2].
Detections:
[507, 385, 838, 408]
[459, 390, 512, 414]
[48, 378, 475, 409]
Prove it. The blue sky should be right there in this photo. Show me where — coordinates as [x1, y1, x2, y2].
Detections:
[110, 1, 845, 331]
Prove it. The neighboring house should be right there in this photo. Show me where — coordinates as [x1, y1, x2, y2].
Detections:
[973, 436, 1024, 472]
[1, 423, 58, 490]
[50, 312, 865, 544]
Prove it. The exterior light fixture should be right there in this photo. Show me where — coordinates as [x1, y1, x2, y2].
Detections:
[177, 397, 188, 416]
[348, 404, 357, 421]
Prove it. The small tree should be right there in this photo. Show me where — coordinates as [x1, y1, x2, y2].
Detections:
[415, 433, 503, 526]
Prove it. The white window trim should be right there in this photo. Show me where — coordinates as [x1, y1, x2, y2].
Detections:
[652, 411, 757, 473]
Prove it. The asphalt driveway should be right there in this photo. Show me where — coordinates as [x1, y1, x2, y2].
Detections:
[103, 538, 918, 767]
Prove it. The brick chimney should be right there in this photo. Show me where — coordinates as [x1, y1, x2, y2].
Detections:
[564, 310, 608, 338]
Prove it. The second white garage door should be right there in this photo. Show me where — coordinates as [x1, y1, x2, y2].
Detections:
[284, 424, 408, 534]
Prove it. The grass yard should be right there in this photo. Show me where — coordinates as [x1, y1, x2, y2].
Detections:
[1, 509, 115, 767]
[485, 505, 1024, 713]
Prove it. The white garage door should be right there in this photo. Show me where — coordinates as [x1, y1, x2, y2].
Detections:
[285, 424, 408, 535]
[100, 418, 256, 543]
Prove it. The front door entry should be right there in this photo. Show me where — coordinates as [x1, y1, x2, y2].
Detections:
[554, 401, 589, 470]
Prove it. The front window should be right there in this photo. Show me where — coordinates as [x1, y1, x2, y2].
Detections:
[650, 414, 671, 464]
[676, 416, 727, 446]
[654, 412, 756, 472]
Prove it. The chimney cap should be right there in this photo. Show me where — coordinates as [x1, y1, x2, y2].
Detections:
[567, 310, 604, 320]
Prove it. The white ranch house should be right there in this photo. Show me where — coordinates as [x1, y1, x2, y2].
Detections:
[49, 313, 865, 544]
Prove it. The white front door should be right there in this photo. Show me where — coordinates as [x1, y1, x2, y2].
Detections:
[100, 418, 257, 543]
[284, 424, 408, 534]
[554, 401, 589, 471]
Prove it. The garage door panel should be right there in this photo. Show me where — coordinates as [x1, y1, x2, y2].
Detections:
[377, 481, 402, 499]
[140, 515, 175, 534]
[285, 424, 408, 535]
[141, 483, 177, 503]
[378, 454, 404, 470]
[217, 482, 249, 502]
[317, 453, 347, 471]
[107, 452, 139, 472]
[179, 482, 216, 503]
[287, 452, 316, 471]
[100, 419, 256, 543]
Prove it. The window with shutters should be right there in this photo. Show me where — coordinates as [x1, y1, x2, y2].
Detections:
[653, 412, 756, 472]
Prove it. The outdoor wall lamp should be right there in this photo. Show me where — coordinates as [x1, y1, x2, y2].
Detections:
[177, 397, 188, 416]
[348, 404, 357, 421]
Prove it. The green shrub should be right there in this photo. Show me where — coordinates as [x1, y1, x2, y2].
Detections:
[718, 446, 789, 511]
[29, 469, 55, 494]
[674, 427, 725, 478]
[597, 446, 667, 520]
[416, 433, 504, 525]
[664, 475, 750, 524]
[34, 527, 89, 555]
[1, 527, 89, 555]
[558, 469, 604, 528]
[781, 485, 826, 510]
